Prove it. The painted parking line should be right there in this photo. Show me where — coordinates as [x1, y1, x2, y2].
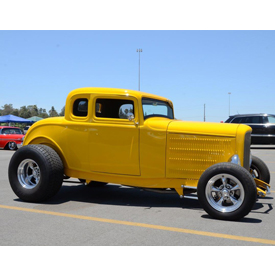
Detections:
[0, 204, 275, 245]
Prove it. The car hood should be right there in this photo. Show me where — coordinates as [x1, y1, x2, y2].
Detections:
[167, 120, 248, 137]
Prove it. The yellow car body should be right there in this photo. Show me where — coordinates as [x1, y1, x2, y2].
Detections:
[23, 87, 263, 195]
[10, 87, 270, 220]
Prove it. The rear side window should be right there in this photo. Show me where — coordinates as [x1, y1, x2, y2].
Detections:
[1, 128, 23, 134]
[73, 98, 88, 117]
[231, 116, 263, 124]
[267, 116, 275, 123]
[95, 98, 134, 119]
[243, 116, 262, 123]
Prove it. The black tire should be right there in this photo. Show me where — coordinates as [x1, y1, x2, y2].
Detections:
[87, 181, 108, 187]
[197, 162, 257, 221]
[8, 144, 64, 202]
[250, 155, 270, 184]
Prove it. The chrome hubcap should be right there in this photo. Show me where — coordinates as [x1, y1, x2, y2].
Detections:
[9, 142, 16, 150]
[205, 174, 244, 213]
[17, 159, 41, 189]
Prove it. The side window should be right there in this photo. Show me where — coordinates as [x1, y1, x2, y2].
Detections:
[267, 116, 275, 124]
[244, 116, 262, 123]
[95, 99, 134, 119]
[73, 98, 88, 117]
[231, 117, 243, 123]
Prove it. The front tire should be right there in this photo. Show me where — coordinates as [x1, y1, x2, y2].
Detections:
[8, 144, 64, 202]
[6, 142, 17, 150]
[197, 163, 257, 221]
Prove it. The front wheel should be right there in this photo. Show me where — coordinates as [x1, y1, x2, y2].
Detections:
[8, 144, 64, 202]
[6, 142, 17, 150]
[197, 163, 257, 221]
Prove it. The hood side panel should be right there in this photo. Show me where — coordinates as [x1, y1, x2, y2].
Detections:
[166, 133, 236, 179]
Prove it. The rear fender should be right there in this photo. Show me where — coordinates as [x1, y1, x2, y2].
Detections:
[25, 136, 68, 169]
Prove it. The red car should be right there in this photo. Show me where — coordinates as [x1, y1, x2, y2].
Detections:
[0, 126, 25, 150]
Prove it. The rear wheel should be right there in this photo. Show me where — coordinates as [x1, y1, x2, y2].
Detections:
[8, 144, 64, 202]
[197, 163, 257, 221]
[250, 155, 270, 184]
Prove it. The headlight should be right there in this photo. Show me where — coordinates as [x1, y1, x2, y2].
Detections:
[229, 154, 241, 166]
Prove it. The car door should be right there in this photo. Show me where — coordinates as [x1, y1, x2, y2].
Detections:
[89, 96, 140, 176]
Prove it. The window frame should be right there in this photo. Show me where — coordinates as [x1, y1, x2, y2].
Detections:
[92, 95, 138, 125]
[73, 98, 89, 117]
[142, 97, 174, 121]
[69, 95, 90, 122]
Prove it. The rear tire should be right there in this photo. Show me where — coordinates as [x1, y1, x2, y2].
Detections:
[250, 155, 270, 184]
[8, 144, 64, 202]
[197, 163, 257, 221]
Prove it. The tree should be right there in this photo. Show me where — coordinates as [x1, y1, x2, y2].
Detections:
[59, 106, 65, 116]
[12, 108, 19, 116]
[19, 106, 31, 118]
[1, 104, 14, 115]
[38, 108, 48, 118]
[49, 106, 58, 117]
[27, 105, 39, 117]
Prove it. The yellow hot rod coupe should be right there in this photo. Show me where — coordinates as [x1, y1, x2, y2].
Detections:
[8, 88, 270, 220]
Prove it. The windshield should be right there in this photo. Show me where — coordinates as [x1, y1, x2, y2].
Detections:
[142, 98, 174, 120]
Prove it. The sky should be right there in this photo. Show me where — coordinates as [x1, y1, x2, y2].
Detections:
[1, 30, 275, 122]
[1, 1, 275, 123]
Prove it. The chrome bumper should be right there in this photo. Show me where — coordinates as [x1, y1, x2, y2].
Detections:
[17, 142, 23, 149]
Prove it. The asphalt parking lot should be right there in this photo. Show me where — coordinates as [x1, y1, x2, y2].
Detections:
[0, 147, 274, 246]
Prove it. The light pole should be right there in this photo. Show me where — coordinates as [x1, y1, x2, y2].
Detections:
[228, 92, 231, 116]
[136, 49, 142, 91]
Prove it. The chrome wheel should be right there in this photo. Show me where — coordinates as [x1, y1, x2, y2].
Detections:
[8, 142, 17, 150]
[205, 173, 245, 213]
[17, 159, 41, 189]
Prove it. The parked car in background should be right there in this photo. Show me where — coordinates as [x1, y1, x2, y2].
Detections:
[225, 114, 275, 145]
[0, 126, 25, 150]
[24, 125, 31, 134]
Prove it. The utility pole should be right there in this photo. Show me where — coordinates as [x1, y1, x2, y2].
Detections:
[204, 104, 206, 122]
[136, 49, 142, 91]
[228, 92, 231, 116]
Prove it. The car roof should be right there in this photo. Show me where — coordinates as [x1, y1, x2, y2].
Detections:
[68, 87, 171, 103]
[228, 113, 275, 118]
